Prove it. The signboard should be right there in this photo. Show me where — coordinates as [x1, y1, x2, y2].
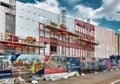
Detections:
[94, 58, 99, 69]
[0, 54, 45, 79]
[13, 54, 44, 75]
[110, 55, 119, 69]
[66, 57, 80, 72]
[44, 56, 66, 74]
[98, 58, 105, 71]
[0, 70, 12, 79]
[104, 58, 111, 69]
[45, 68, 66, 74]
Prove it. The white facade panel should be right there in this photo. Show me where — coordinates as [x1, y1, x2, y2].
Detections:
[66, 47, 68, 56]
[0, 0, 16, 34]
[59, 46, 62, 55]
[45, 44, 50, 55]
[16, 1, 75, 41]
[0, 6, 5, 34]
[70, 48, 72, 56]
[73, 48, 75, 56]
[95, 26, 115, 58]
[16, 1, 60, 39]
[66, 17, 74, 32]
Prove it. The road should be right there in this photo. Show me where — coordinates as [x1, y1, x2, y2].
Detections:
[39, 70, 120, 84]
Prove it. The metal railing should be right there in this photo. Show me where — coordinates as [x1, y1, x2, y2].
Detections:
[0, 33, 45, 47]
[77, 37, 100, 45]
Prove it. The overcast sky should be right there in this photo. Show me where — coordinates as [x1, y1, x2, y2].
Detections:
[17, 0, 120, 34]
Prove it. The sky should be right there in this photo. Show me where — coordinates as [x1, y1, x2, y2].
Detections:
[17, 0, 120, 34]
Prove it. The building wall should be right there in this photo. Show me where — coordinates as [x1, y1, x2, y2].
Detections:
[0, 0, 15, 4]
[0, 0, 16, 53]
[74, 19, 95, 58]
[116, 35, 120, 55]
[95, 26, 115, 58]
[16, 1, 75, 55]
[16, 1, 118, 58]
[0, 0, 16, 36]
[119, 36, 120, 55]
[118, 35, 120, 55]
[114, 33, 119, 55]
[116, 36, 120, 55]
[16, 1, 74, 39]
[0, 5, 5, 34]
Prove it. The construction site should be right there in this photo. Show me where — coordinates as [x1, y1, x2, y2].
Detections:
[0, 0, 120, 84]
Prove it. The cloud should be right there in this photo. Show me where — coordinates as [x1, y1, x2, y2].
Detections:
[74, 0, 120, 21]
[95, 0, 120, 21]
[106, 28, 115, 32]
[118, 29, 120, 31]
[72, 5, 98, 25]
[74, 5, 96, 19]
[65, 0, 82, 4]
[33, 0, 60, 14]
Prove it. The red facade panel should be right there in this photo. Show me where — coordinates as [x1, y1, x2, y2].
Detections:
[74, 19, 95, 57]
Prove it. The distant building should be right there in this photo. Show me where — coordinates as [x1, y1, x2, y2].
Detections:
[115, 33, 120, 56]
[95, 26, 116, 58]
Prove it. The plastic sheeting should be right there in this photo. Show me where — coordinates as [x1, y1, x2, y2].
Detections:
[44, 56, 67, 74]
[44, 71, 79, 81]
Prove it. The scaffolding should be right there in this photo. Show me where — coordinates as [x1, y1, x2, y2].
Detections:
[38, 18, 99, 56]
[0, 33, 46, 55]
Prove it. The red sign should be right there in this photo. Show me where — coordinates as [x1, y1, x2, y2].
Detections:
[44, 68, 66, 74]
[44, 56, 67, 74]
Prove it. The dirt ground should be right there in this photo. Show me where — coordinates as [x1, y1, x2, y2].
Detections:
[38, 70, 120, 84]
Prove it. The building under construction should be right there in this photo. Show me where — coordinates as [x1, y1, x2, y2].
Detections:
[16, 1, 120, 57]
[0, 0, 120, 76]
[16, 1, 99, 58]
